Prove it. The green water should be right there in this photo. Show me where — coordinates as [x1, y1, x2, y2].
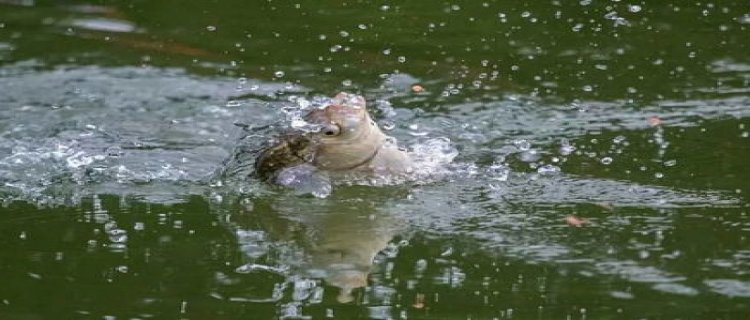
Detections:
[1, 1, 749, 319]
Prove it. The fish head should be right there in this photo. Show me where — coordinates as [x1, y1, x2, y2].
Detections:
[305, 92, 370, 139]
[304, 92, 385, 170]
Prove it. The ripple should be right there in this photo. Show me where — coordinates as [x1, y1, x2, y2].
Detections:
[652, 283, 699, 296]
[69, 18, 138, 33]
[704, 279, 750, 298]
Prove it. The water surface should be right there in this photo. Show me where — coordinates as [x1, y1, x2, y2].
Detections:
[1, 1, 749, 319]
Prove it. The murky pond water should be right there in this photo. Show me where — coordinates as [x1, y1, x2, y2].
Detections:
[1, 1, 749, 319]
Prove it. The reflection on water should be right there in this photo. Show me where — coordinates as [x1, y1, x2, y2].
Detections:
[227, 189, 404, 305]
[1, 0, 750, 318]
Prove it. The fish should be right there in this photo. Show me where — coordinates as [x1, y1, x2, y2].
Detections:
[255, 92, 411, 183]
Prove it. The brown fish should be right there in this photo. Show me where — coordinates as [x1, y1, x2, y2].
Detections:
[255, 92, 411, 182]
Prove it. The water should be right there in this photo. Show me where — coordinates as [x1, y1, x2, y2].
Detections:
[1, 1, 749, 319]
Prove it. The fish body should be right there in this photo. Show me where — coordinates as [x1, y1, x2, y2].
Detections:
[255, 92, 411, 183]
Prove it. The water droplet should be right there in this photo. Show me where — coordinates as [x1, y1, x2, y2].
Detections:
[559, 139, 576, 155]
[488, 163, 510, 181]
[513, 139, 531, 151]
[381, 120, 395, 130]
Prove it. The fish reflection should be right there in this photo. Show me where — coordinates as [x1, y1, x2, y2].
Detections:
[227, 188, 406, 304]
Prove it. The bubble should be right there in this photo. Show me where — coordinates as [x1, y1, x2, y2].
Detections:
[600, 157, 613, 165]
[341, 79, 352, 86]
[664, 159, 677, 167]
[559, 139, 576, 155]
[415, 259, 428, 273]
[274, 71, 285, 78]
[488, 163, 510, 182]
[629, 5, 642, 13]
[381, 120, 396, 130]
[519, 150, 540, 162]
[397, 56, 407, 63]
[107, 229, 128, 243]
[513, 139, 531, 151]
[206, 25, 216, 32]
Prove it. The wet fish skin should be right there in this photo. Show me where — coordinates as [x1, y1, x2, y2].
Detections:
[255, 92, 411, 182]
[254, 133, 316, 181]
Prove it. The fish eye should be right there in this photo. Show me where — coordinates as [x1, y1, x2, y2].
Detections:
[321, 124, 341, 136]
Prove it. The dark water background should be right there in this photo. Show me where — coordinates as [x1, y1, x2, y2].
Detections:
[1, 1, 749, 319]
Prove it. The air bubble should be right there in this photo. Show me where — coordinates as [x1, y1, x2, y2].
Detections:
[513, 139, 531, 151]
